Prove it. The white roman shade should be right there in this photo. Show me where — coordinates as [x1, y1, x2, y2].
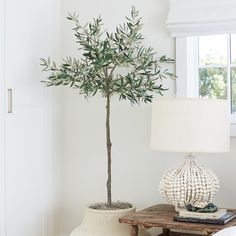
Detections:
[167, 0, 236, 37]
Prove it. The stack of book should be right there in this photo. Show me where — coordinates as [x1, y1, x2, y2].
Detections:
[174, 208, 236, 225]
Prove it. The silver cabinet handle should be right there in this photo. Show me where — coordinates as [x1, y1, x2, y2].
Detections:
[8, 89, 12, 113]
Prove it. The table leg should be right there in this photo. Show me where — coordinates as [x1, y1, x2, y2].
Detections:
[130, 225, 138, 236]
[162, 228, 170, 236]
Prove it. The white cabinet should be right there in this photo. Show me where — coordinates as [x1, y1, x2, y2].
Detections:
[5, 0, 53, 107]
[0, 0, 56, 235]
[5, 108, 45, 236]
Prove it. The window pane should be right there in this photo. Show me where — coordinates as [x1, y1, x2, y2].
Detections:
[199, 68, 227, 99]
[199, 35, 227, 65]
[231, 34, 236, 64]
[231, 68, 236, 114]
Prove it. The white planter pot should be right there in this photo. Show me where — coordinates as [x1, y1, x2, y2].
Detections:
[70, 203, 148, 236]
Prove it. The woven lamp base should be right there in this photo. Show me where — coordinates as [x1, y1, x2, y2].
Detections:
[159, 154, 219, 208]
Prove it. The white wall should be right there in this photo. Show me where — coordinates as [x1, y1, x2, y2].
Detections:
[55, 0, 236, 236]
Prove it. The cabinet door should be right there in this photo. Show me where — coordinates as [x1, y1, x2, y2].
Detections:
[0, 0, 6, 235]
[5, 0, 53, 107]
[5, 107, 45, 236]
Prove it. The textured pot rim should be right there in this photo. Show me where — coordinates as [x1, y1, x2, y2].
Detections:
[85, 202, 136, 214]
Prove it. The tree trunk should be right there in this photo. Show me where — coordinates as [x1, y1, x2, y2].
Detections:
[106, 94, 112, 207]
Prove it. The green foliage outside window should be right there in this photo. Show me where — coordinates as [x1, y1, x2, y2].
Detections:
[231, 68, 236, 113]
[199, 68, 227, 99]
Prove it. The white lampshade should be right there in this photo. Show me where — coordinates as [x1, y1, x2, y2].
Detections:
[151, 98, 230, 153]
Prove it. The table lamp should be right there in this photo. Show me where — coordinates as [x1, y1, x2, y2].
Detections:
[151, 98, 230, 209]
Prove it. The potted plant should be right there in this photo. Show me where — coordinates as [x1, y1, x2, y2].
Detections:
[41, 7, 174, 236]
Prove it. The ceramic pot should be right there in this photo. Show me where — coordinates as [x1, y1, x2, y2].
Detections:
[70, 203, 148, 236]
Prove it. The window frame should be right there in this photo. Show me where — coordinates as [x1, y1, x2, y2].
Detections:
[176, 36, 236, 136]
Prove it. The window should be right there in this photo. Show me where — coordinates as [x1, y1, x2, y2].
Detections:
[199, 34, 236, 114]
[176, 35, 236, 136]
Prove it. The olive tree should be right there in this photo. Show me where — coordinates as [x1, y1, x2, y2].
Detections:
[41, 7, 174, 208]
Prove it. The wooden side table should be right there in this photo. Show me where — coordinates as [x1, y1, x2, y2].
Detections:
[119, 204, 236, 236]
